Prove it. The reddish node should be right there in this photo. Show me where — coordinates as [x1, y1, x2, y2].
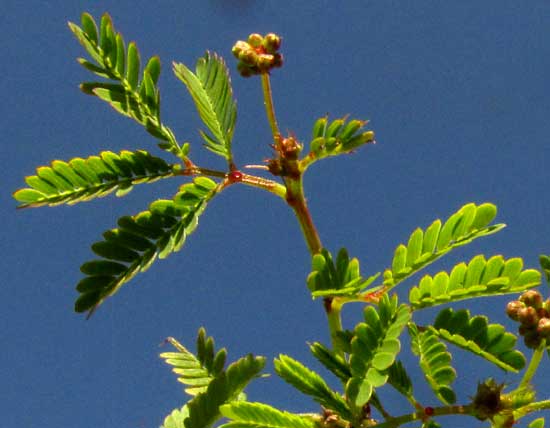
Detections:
[228, 171, 243, 183]
[424, 407, 434, 416]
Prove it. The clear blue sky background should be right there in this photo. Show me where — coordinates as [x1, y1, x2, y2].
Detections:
[3, 1, 549, 427]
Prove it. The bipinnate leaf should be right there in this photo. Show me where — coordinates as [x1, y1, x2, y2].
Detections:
[409, 324, 456, 405]
[219, 402, 316, 428]
[274, 354, 352, 420]
[302, 116, 375, 169]
[13, 150, 174, 208]
[307, 248, 379, 299]
[430, 308, 525, 371]
[409, 255, 541, 309]
[160, 328, 227, 396]
[184, 354, 266, 428]
[384, 203, 506, 290]
[75, 177, 218, 316]
[346, 295, 411, 407]
[69, 12, 182, 155]
[162, 405, 189, 428]
[173, 52, 237, 162]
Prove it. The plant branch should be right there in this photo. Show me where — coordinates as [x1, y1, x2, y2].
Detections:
[261, 73, 280, 142]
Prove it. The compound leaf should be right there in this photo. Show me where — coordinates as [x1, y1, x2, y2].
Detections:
[219, 402, 315, 428]
[309, 341, 351, 384]
[409, 255, 541, 309]
[274, 354, 352, 420]
[160, 328, 227, 396]
[75, 177, 218, 316]
[307, 248, 380, 299]
[303, 116, 375, 170]
[69, 12, 182, 155]
[346, 295, 411, 408]
[409, 324, 456, 405]
[14, 150, 174, 208]
[431, 308, 525, 372]
[173, 52, 236, 163]
[184, 354, 265, 428]
[384, 203, 505, 290]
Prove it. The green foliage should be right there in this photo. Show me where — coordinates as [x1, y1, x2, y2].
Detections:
[76, 176, 218, 315]
[302, 115, 375, 169]
[431, 308, 525, 372]
[307, 248, 380, 298]
[13, 150, 174, 208]
[384, 203, 505, 290]
[162, 405, 189, 428]
[68, 13, 183, 156]
[15, 11, 550, 428]
[540, 255, 550, 282]
[219, 402, 316, 428]
[409, 324, 457, 405]
[309, 341, 351, 383]
[386, 360, 413, 400]
[184, 354, 265, 428]
[346, 295, 411, 408]
[173, 53, 237, 163]
[529, 418, 545, 428]
[160, 329, 265, 428]
[160, 328, 227, 396]
[274, 354, 352, 420]
[409, 255, 541, 309]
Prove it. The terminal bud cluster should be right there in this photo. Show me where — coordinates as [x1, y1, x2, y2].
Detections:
[232, 33, 283, 77]
[506, 289, 550, 348]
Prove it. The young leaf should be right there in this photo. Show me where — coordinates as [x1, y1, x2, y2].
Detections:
[386, 360, 413, 399]
[160, 328, 227, 396]
[307, 248, 379, 299]
[302, 116, 375, 170]
[409, 324, 456, 405]
[384, 203, 506, 290]
[409, 255, 541, 309]
[430, 308, 526, 372]
[219, 402, 316, 428]
[75, 177, 219, 316]
[13, 150, 174, 208]
[346, 295, 411, 407]
[274, 354, 352, 420]
[173, 52, 237, 162]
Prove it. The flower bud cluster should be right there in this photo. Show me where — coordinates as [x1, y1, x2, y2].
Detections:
[506, 289, 550, 348]
[232, 33, 283, 77]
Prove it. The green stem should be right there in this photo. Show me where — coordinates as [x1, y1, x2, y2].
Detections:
[518, 339, 546, 390]
[372, 404, 474, 428]
[261, 73, 280, 142]
[514, 399, 550, 420]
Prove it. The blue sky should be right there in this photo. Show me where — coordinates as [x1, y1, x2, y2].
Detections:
[3, 1, 550, 427]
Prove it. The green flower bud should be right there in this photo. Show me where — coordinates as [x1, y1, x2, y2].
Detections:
[232, 40, 249, 58]
[237, 62, 254, 78]
[263, 33, 281, 53]
[518, 306, 539, 327]
[238, 49, 258, 66]
[257, 54, 274, 71]
[247, 33, 264, 48]
[519, 289, 543, 309]
[506, 300, 525, 321]
[537, 317, 550, 337]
